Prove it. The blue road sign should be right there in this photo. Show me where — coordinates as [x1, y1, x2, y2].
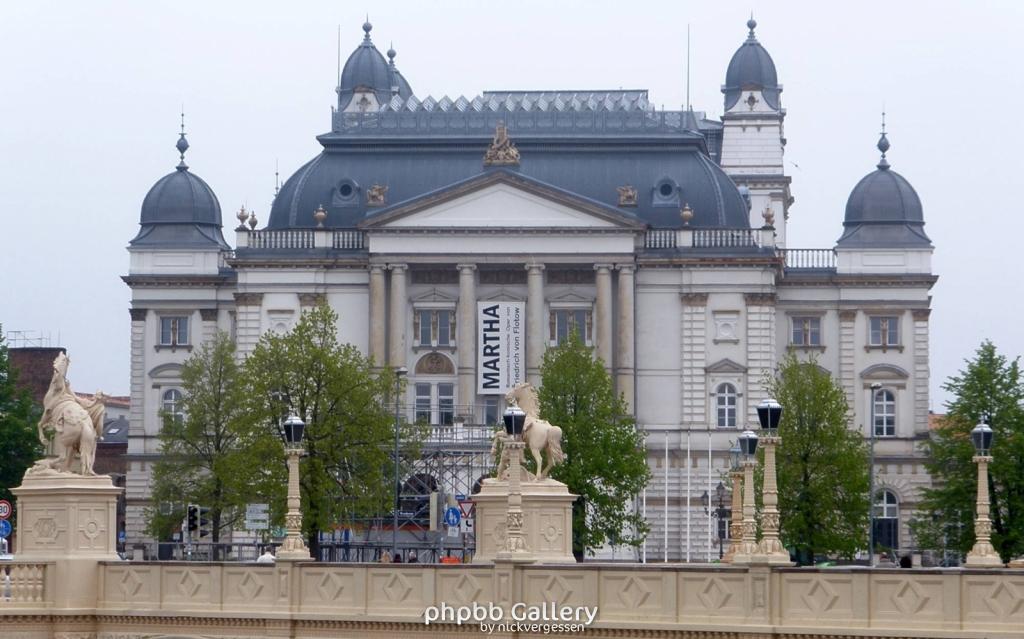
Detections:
[0, 519, 11, 538]
[444, 506, 461, 527]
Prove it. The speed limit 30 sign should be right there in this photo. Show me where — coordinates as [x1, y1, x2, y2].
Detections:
[0, 499, 11, 520]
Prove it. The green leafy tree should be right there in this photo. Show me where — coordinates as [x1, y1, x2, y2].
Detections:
[912, 341, 1024, 563]
[241, 304, 418, 559]
[147, 332, 276, 546]
[765, 352, 870, 564]
[0, 326, 43, 528]
[538, 331, 650, 558]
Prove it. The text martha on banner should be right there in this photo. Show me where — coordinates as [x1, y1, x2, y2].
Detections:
[477, 302, 524, 395]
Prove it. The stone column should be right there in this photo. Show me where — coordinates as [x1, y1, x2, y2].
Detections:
[526, 263, 545, 387]
[755, 435, 791, 564]
[965, 455, 1003, 567]
[616, 265, 635, 411]
[368, 265, 387, 367]
[723, 468, 743, 563]
[199, 308, 219, 346]
[458, 264, 477, 420]
[595, 264, 614, 373]
[731, 458, 760, 564]
[388, 264, 408, 368]
[278, 445, 311, 561]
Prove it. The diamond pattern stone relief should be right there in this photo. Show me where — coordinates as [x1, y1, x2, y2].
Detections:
[892, 580, 929, 615]
[454, 574, 482, 603]
[383, 573, 413, 602]
[316, 572, 346, 601]
[237, 572, 263, 600]
[177, 570, 202, 598]
[698, 577, 732, 610]
[618, 576, 651, 608]
[542, 575, 573, 603]
[802, 579, 839, 614]
[987, 582, 1024, 617]
[118, 569, 144, 598]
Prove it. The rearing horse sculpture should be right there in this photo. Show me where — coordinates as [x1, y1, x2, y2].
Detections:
[504, 382, 566, 480]
[31, 353, 105, 476]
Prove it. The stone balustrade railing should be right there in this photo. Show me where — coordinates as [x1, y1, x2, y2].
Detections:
[236, 229, 367, 251]
[0, 562, 51, 606]
[643, 228, 766, 250]
[783, 247, 838, 270]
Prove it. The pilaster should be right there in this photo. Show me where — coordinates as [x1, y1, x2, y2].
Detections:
[680, 293, 708, 427]
[912, 308, 931, 434]
[526, 263, 545, 387]
[839, 310, 857, 418]
[233, 292, 264, 359]
[457, 264, 477, 419]
[199, 308, 219, 345]
[615, 264, 635, 411]
[388, 264, 408, 368]
[744, 293, 776, 424]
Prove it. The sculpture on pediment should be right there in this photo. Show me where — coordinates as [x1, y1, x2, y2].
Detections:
[483, 121, 521, 167]
[617, 184, 638, 207]
[29, 353, 106, 476]
[367, 184, 388, 206]
[505, 382, 565, 480]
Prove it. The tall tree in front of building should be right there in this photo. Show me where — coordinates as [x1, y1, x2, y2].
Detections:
[765, 353, 870, 564]
[242, 304, 414, 559]
[912, 341, 1024, 563]
[147, 332, 276, 547]
[538, 331, 650, 558]
[0, 326, 43, 525]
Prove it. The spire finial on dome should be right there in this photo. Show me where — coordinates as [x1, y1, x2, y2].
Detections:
[747, 13, 757, 38]
[362, 17, 372, 40]
[387, 41, 396, 63]
[877, 110, 891, 170]
[176, 108, 189, 171]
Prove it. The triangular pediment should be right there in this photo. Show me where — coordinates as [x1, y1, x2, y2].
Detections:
[412, 288, 459, 304]
[705, 358, 748, 374]
[360, 170, 646, 231]
[548, 291, 592, 304]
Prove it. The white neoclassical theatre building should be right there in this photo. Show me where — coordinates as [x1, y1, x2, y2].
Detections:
[124, 19, 936, 560]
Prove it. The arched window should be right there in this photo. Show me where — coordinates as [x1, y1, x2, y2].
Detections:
[716, 383, 738, 428]
[873, 389, 896, 437]
[873, 490, 900, 551]
[162, 389, 184, 424]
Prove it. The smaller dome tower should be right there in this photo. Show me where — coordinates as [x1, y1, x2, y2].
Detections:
[130, 120, 228, 249]
[837, 124, 931, 248]
[722, 17, 781, 112]
[336, 21, 414, 112]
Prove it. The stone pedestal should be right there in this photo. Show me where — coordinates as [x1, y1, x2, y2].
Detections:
[472, 477, 576, 564]
[12, 472, 122, 608]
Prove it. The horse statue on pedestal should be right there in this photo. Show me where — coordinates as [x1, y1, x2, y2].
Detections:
[504, 382, 566, 480]
[30, 352, 106, 476]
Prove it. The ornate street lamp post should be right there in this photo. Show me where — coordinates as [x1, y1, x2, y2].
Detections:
[277, 413, 311, 561]
[497, 405, 531, 561]
[964, 421, 1002, 568]
[702, 482, 730, 560]
[731, 429, 760, 564]
[756, 398, 791, 564]
[723, 442, 743, 563]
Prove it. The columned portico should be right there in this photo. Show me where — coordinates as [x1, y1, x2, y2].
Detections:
[616, 264, 635, 410]
[526, 262, 545, 387]
[388, 263, 408, 368]
[368, 265, 387, 366]
[595, 264, 614, 372]
[457, 263, 477, 417]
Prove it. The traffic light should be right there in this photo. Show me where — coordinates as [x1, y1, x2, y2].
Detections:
[186, 504, 199, 532]
[197, 507, 211, 538]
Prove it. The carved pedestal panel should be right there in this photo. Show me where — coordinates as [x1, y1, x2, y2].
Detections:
[471, 477, 576, 565]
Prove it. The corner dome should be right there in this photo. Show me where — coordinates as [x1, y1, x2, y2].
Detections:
[837, 133, 931, 248]
[337, 22, 414, 111]
[130, 131, 228, 248]
[723, 18, 781, 111]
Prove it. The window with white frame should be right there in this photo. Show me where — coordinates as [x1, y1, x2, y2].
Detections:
[413, 382, 455, 426]
[162, 388, 185, 424]
[791, 316, 822, 346]
[550, 308, 592, 345]
[869, 316, 900, 347]
[716, 383, 738, 428]
[873, 490, 900, 551]
[873, 388, 896, 437]
[159, 316, 189, 347]
[414, 309, 455, 347]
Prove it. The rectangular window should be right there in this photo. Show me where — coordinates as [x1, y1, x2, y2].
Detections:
[484, 396, 500, 425]
[550, 309, 592, 345]
[869, 316, 900, 347]
[414, 309, 455, 347]
[159, 316, 189, 346]
[415, 383, 431, 424]
[791, 316, 821, 346]
[438, 383, 454, 426]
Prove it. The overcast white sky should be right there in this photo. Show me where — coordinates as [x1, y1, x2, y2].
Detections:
[1, 1, 1021, 409]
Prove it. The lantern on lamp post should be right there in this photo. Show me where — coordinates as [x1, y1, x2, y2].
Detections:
[755, 398, 791, 564]
[964, 421, 1002, 568]
[277, 412, 311, 561]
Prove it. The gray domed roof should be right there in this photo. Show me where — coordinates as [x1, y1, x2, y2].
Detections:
[130, 132, 228, 248]
[723, 18, 781, 111]
[836, 134, 931, 248]
[337, 22, 414, 110]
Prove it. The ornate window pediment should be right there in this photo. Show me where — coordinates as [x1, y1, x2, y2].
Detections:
[860, 364, 909, 380]
[705, 358, 748, 374]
